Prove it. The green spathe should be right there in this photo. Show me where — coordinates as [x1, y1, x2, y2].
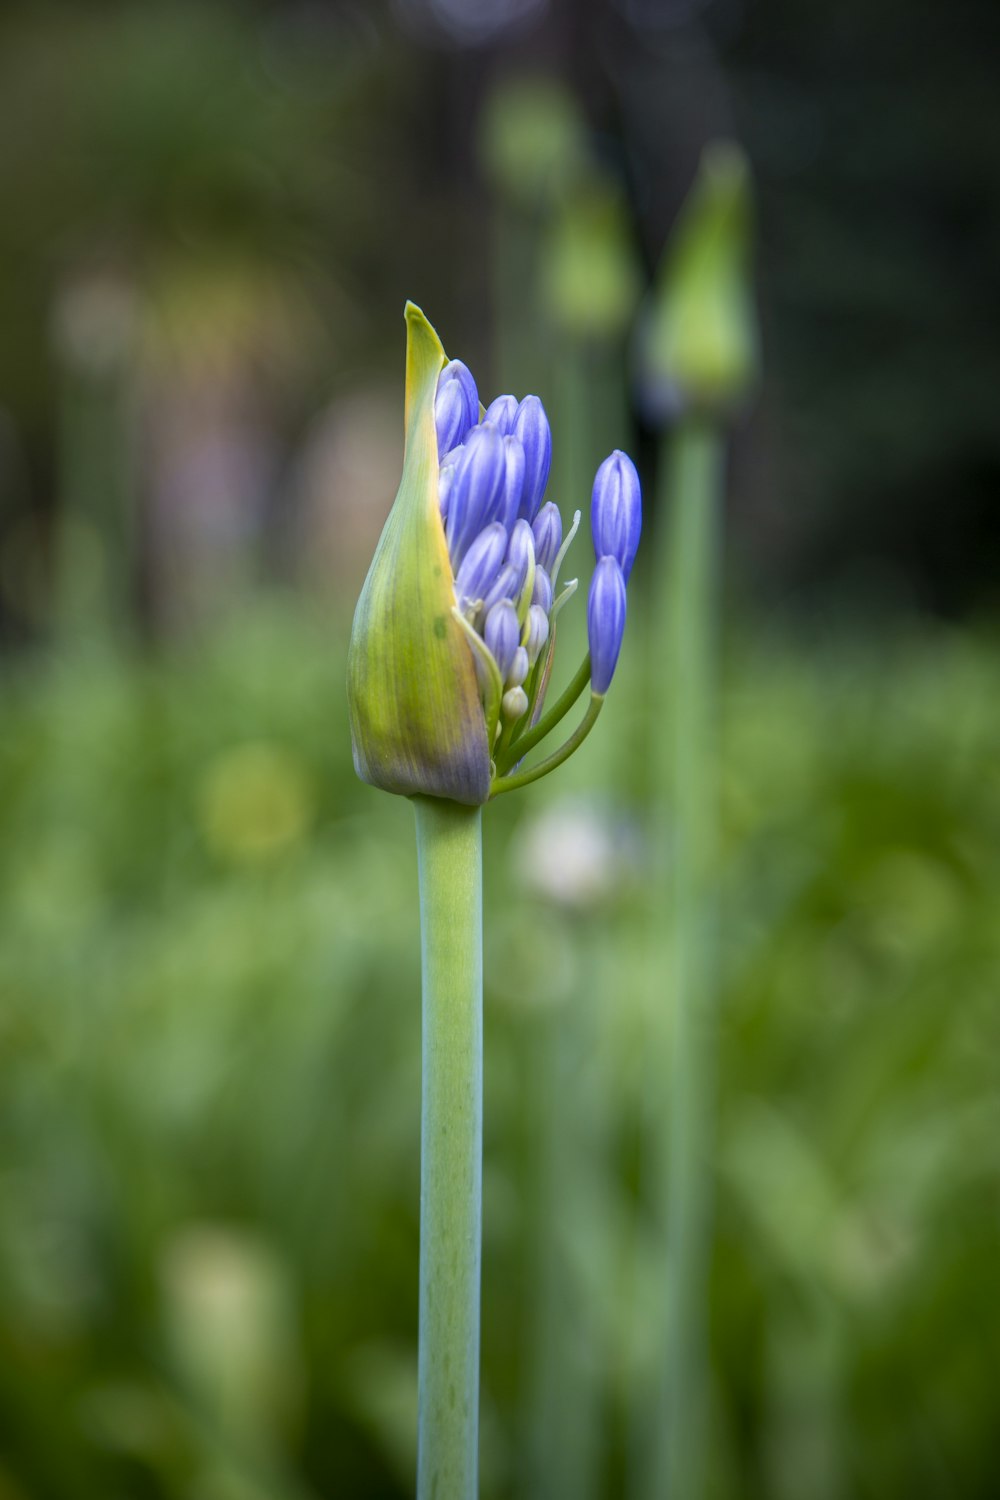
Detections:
[347, 303, 492, 805]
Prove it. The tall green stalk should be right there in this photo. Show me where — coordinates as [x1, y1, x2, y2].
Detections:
[413, 796, 484, 1500]
[649, 418, 723, 1500]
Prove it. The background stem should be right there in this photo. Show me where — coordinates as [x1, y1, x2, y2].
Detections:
[647, 417, 723, 1500]
[413, 797, 484, 1500]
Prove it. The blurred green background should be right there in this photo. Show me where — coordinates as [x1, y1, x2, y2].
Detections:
[1, 2, 998, 1497]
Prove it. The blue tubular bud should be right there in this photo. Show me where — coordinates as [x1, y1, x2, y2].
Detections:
[513, 395, 552, 520]
[436, 358, 479, 444]
[587, 556, 627, 694]
[532, 501, 562, 573]
[591, 450, 642, 582]
[478, 563, 518, 623]
[446, 424, 507, 567]
[484, 599, 520, 683]
[497, 435, 526, 532]
[454, 522, 508, 612]
[484, 394, 519, 433]
[532, 565, 553, 615]
[507, 646, 529, 689]
[525, 603, 549, 664]
[435, 378, 470, 458]
[506, 518, 535, 599]
[439, 457, 460, 520]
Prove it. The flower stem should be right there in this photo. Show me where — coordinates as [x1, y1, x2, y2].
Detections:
[648, 416, 723, 1500]
[490, 694, 603, 798]
[496, 655, 592, 775]
[413, 796, 483, 1500]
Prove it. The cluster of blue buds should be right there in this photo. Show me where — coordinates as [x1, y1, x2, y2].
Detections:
[434, 358, 641, 778]
[347, 303, 641, 806]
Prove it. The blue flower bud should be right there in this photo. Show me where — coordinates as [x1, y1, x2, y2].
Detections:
[513, 395, 552, 520]
[507, 646, 530, 689]
[435, 381, 469, 459]
[591, 450, 641, 582]
[497, 435, 526, 532]
[502, 685, 529, 722]
[532, 565, 553, 615]
[435, 359, 479, 457]
[454, 522, 508, 612]
[445, 423, 507, 567]
[506, 518, 535, 599]
[438, 455, 460, 520]
[587, 556, 627, 694]
[483, 599, 520, 683]
[484, 394, 519, 433]
[532, 501, 562, 573]
[525, 603, 549, 664]
[478, 563, 519, 624]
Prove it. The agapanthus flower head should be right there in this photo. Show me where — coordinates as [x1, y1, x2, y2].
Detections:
[347, 303, 641, 806]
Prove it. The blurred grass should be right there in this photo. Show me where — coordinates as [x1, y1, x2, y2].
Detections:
[1, 603, 998, 1499]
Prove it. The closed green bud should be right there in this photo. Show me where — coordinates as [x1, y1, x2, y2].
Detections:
[638, 142, 758, 421]
[347, 304, 493, 806]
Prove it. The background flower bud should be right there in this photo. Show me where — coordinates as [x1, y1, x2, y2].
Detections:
[636, 142, 758, 423]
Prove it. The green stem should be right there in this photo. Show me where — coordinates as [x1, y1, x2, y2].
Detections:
[490, 694, 603, 798]
[648, 417, 723, 1500]
[413, 797, 483, 1500]
[496, 655, 592, 774]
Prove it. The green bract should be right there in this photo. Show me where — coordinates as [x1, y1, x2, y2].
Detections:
[347, 304, 493, 806]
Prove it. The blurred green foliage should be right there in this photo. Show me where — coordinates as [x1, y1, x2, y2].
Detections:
[1, 607, 996, 1498]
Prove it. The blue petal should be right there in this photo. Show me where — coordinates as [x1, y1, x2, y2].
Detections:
[532, 565, 553, 615]
[445, 424, 507, 568]
[531, 501, 562, 573]
[591, 450, 642, 582]
[506, 518, 535, 600]
[484, 599, 520, 682]
[483, 394, 519, 433]
[513, 395, 552, 521]
[587, 556, 627, 694]
[454, 522, 508, 610]
[496, 435, 526, 532]
[525, 604, 550, 664]
[478, 562, 519, 623]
